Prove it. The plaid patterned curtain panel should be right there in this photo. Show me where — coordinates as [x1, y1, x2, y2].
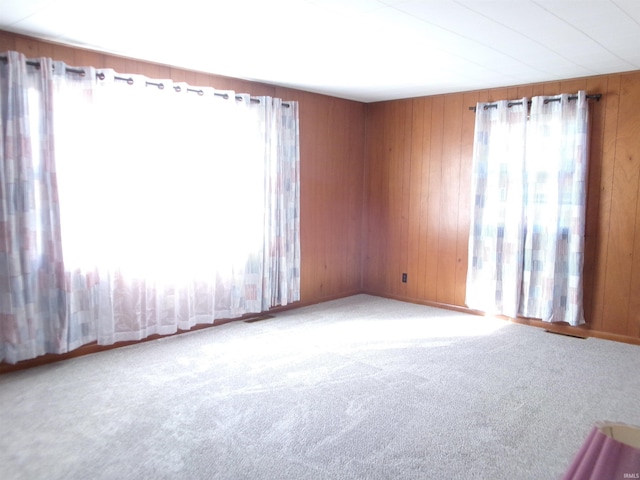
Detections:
[466, 92, 589, 326]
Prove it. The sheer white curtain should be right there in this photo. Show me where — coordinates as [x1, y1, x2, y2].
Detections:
[56, 69, 300, 345]
[466, 99, 528, 318]
[466, 92, 589, 326]
[1, 51, 300, 363]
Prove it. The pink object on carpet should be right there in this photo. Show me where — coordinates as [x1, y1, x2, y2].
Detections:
[563, 422, 640, 479]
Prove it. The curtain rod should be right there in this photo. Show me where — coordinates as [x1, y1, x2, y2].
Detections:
[468, 93, 601, 111]
[106, 74, 263, 103]
[1, 55, 290, 107]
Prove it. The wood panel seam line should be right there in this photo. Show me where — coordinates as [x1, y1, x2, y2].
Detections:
[600, 76, 622, 333]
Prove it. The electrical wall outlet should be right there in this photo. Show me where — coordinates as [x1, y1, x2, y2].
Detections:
[402, 273, 407, 283]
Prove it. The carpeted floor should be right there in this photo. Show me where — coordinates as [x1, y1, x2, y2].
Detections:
[1, 294, 639, 479]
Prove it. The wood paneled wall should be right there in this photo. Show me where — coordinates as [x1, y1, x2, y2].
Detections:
[278, 88, 365, 301]
[0, 31, 365, 307]
[363, 72, 640, 344]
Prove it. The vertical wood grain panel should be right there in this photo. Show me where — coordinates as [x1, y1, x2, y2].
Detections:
[543, 82, 561, 96]
[268, 86, 361, 304]
[416, 97, 434, 300]
[398, 100, 413, 296]
[375, 102, 392, 292]
[622, 72, 640, 338]
[51, 44, 77, 65]
[477, 90, 490, 107]
[487, 88, 508, 103]
[454, 91, 478, 306]
[0, 31, 17, 51]
[384, 101, 403, 294]
[322, 98, 338, 294]
[589, 76, 620, 333]
[170, 68, 187, 83]
[272, 90, 364, 303]
[559, 79, 587, 96]
[335, 97, 366, 294]
[516, 85, 534, 100]
[531, 83, 546, 98]
[507, 87, 520, 100]
[436, 94, 463, 305]
[106, 55, 127, 72]
[339, 96, 366, 293]
[298, 92, 322, 301]
[599, 76, 623, 333]
[363, 102, 386, 293]
[73, 49, 106, 68]
[14, 35, 47, 58]
[407, 97, 426, 299]
[424, 95, 445, 301]
[386, 100, 412, 294]
[583, 75, 610, 328]
[601, 74, 638, 335]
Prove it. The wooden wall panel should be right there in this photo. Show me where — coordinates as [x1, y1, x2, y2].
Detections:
[406, 98, 427, 300]
[415, 98, 433, 301]
[424, 96, 445, 300]
[0, 31, 365, 309]
[364, 71, 640, 344]
[280, 90, 365, 302]
[454, 91, 478, 306]
[363, 102, 385, 294]
[601, 74, 638, 336]
[585, 75, 616, 333]
[436, 94, 464, 305]
[616, 72, 640, 338]
[387, 100, 413, 296]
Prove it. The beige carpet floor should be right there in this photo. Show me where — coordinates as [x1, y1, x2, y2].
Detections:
[1, 294, 639, 479]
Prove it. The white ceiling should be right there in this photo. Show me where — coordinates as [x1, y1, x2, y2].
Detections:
[1, 0, 639, 103]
